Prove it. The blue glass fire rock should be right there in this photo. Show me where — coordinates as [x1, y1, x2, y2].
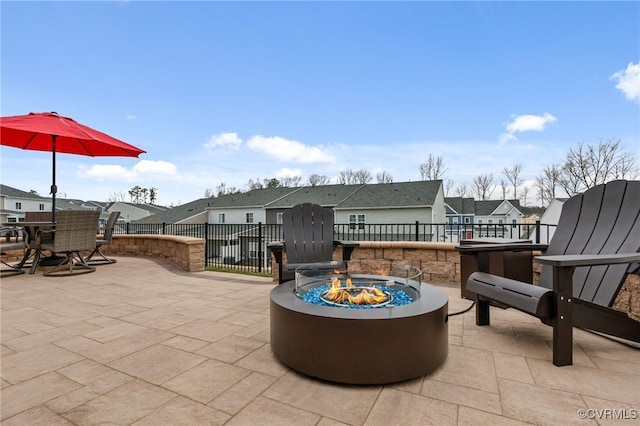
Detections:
[301, 285, 413, 309]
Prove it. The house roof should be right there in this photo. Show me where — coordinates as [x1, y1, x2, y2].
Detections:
[134, 197, 218, 224]
[336, 180, 442, 209]
[0, 184, 49, 200]
[474, 199, 522, 216]
[212, 187, 302, 208]
[445, 197, 475, 215]
[265, 184, 364, 208]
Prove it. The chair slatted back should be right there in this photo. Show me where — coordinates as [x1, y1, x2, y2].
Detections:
[103, 211, 120, 243]
[283, 203, 335, 264]
[43, 210, 100, 253]
[540, 180, 640, 306]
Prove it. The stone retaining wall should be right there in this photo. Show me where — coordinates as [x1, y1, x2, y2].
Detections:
[101, 235, 205, 272]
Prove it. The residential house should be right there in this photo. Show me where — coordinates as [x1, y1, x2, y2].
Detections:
[474, 199, 525, 238]
[445, 197, 526, 242]
[0, 184, 51, 223]
[332, 180, 445, 240]
[537, 198, 567, 244]
[444, 197, 476, 241]
[104, 201, 167, 223]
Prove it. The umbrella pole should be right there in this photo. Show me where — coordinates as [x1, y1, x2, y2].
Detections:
[51, 134, 57, 221]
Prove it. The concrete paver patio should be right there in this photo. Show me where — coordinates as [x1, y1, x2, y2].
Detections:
[2, 256, 638, 425]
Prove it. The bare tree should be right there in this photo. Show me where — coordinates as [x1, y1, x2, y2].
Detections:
[502, 163, 523, 199]
[107, 191, 126, 202]
[472, 173, 496, 200]
[129, 185, 142, 203]
[308, 174, 331, 186]
[140, 188, 149, 203]
[376, 171, 393, 183]
[354, 169, 372, 184]
[500, 180, 508, 199]
[558, 139, 638, 196]
[149, 187, 157, 204]
[444, 179, 455, 196]
[419, 154, 447, 180]
[215, 182, 229, 197]
[521, 186, 530, 207]
[280, 175, 302, 187]
[203, 188, 214, 198]
[245, 178, 264, 191]
[455, 182, 472, 197]
[535, 164, 562, 206]
[337, 169, 372, 184]
[337, 169, 355, 184]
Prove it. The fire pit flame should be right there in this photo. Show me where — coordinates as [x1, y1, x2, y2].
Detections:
[321, 276, 393, 307]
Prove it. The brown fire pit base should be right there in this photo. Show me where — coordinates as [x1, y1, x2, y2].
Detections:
[270, 281, 448, 385]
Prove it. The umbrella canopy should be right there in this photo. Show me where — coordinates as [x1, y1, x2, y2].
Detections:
[1, 111, 146, 218]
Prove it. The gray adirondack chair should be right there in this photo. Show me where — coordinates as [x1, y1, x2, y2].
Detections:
[457, 180, 640, 366]
[268, 203, 359, 284]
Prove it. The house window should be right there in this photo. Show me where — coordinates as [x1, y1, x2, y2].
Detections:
[512, 219, 517, 228]
[498, 219, 504, 225]
[15, 202, 22, 210]
[246, 212, 254, 224]
[452, 217, 459, 224]
[218, 213, 225, 223]
[464, 217, 470, 224]
[349, 214, 365, 230]
[478, 219, 482, 224]
[7, 217, 17, 223]
[277, 212, 283, 224]
[488, 219, 493, 224]
[39, 204, 45, 211]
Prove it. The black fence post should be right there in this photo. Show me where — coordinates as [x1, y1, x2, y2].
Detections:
[126, 222, 130, 234]
[204, 223, 209, 267]
[162, 223, 166, 235]
[535, 220, 541, 244]
[415, 221, 419, 241]
[258, 222, 263, 273]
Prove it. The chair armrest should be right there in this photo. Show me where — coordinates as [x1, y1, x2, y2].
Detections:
[267, 241, 284, 251]
[334, 240, 359, 248]
[535, 253, 640, 267]
[457, 243, 548, 253]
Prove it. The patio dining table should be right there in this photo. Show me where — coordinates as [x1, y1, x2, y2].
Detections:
[1, 221, 56, 274]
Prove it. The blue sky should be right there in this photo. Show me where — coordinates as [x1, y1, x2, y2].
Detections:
[2, 1, 638, 207]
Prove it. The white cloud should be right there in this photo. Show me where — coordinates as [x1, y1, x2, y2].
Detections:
[610, 61, 640, 103]
[275, 167, 303, 178]
[505, 113, 557, 133]
[133, 160, 177, 175]
[204, 132, 243, 150]
[79, 164, 138, 181]
[246, 135, 336, 163]
[126, 113, 136, 120]
[499, 113, 557, 144]
[78, 160, 177, 182]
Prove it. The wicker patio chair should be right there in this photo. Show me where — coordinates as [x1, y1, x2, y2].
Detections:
[85, 211, 120, 265]
[0, 226, 28, 277]
[38, 210, 100, 277]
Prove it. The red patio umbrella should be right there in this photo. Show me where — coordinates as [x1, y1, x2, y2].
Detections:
[0, 111, 145, 218]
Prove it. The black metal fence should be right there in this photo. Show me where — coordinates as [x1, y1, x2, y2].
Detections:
[115, 221, 555, 275]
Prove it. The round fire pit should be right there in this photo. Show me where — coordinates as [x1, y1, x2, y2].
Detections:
[270, 264, 448, 385]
